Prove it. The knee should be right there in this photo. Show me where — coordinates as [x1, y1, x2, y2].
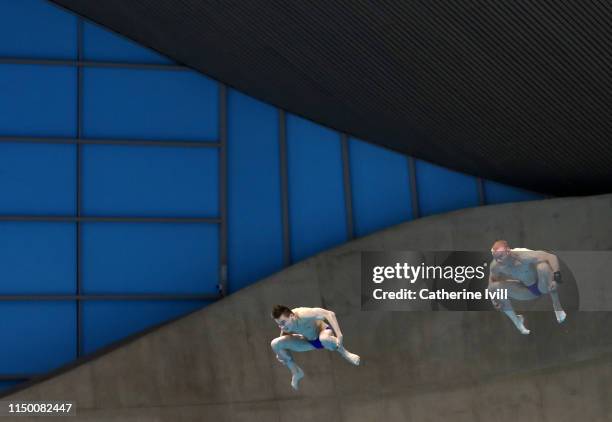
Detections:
[488, 282, 503, 295]
[536, 263, 552, 279]
[487, 285, 501, 296]
[320, 336, 338, 350]
[270, 337, 282, 352]
[536, 264, 556, 291]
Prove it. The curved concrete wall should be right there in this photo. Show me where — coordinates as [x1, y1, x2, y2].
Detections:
[4, 194, 612, 421]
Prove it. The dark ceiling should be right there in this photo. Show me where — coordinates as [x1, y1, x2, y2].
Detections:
[50, 0, 611, 196]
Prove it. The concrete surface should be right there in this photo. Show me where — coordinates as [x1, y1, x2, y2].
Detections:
[3, 194, 612, 421]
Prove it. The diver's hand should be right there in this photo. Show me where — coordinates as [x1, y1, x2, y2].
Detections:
[336, 334, 344, 348]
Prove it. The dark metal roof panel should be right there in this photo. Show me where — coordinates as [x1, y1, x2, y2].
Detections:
[49, 0, 612, 195]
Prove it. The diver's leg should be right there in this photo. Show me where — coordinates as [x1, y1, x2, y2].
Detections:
[536, 263, 566, 323]
[319, 328, 360, 365]
[489, 280, 534, 334]
[270, 335, 316, 390]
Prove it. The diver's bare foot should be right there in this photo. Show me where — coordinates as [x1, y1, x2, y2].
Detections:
[555, 310, 567, 324]
[291, 367, 304, 390]
[517, 315, 530, 335]
[340, 350, 360, 366]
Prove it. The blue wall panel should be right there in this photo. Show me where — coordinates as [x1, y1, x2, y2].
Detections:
[0, 65, 76, 137]
[415, 160, 480, 216]
[484, 180, 544, 204]
[0, 381, 21, 394]
[349, 138, 413, 236]
[82, 68, 218, 141]
[287, 115, 347, 262]
[81, 223, 219, 294]
[82, 300, 208, 354]
[83, 22, 173, 64]
[227, 90, 283, 292]
[0, 0, 77, 59]
[0, 301, 76, 373]
[0, 223, 75, 294]
[0, 143, 76, 215]
[81, 145, 218, 216]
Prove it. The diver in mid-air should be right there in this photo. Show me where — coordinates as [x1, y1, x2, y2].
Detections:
[270, 305, 360, 390]
[487, 240, 566, 335]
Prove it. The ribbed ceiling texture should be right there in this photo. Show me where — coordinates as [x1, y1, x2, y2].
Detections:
[50, 0, 611, 196]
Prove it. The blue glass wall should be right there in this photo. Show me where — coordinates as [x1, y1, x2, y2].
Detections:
[484, 180, 544, 204]
[286, 115, 347, 262]
[0, 302, 77, 374]
[0, 0, 77, 59]
[349, 138, 414, 236]
[82, 68, 218, 141]
[82, 21, 172, 64]
[81, 300, 207, 354]
[0, 0, 221, 394]
[0, 222, 76, 294]
[415, 160, 481, 216]
[0, 65, 76, 137]
[0, 0, 544, 394]
[227, 90, 283, 291]
[0, 143, 76, 215]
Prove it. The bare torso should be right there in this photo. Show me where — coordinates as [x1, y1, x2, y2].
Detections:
[491, 249, 542, 286]
[284, 307, 327, 340]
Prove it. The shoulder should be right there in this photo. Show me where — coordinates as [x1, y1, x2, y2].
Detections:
[291, 307, 309, 315]
[292, 307, 315, 319]
[292, 307, 328, 320]
[511, 248, 540, 263]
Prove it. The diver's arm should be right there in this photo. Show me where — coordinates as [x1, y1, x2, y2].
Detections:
[298, 307, 343, 345]
[535, 251, 560, 273]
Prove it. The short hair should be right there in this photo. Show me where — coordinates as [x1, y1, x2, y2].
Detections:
[271, 305, 293, 319]
[491, 240, 509, 250]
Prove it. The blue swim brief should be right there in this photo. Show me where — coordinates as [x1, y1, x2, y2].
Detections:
[307, 325, 332, 349]
[307, 338, 324, 349]
[526, 282, 542, 296]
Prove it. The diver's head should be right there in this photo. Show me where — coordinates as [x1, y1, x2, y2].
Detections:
[491, 240, 511, 263]
[272, 305, 296, 331]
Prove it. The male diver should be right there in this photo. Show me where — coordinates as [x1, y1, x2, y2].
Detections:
[487, 240, 566, 334]
[270, 305, 360, 390]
